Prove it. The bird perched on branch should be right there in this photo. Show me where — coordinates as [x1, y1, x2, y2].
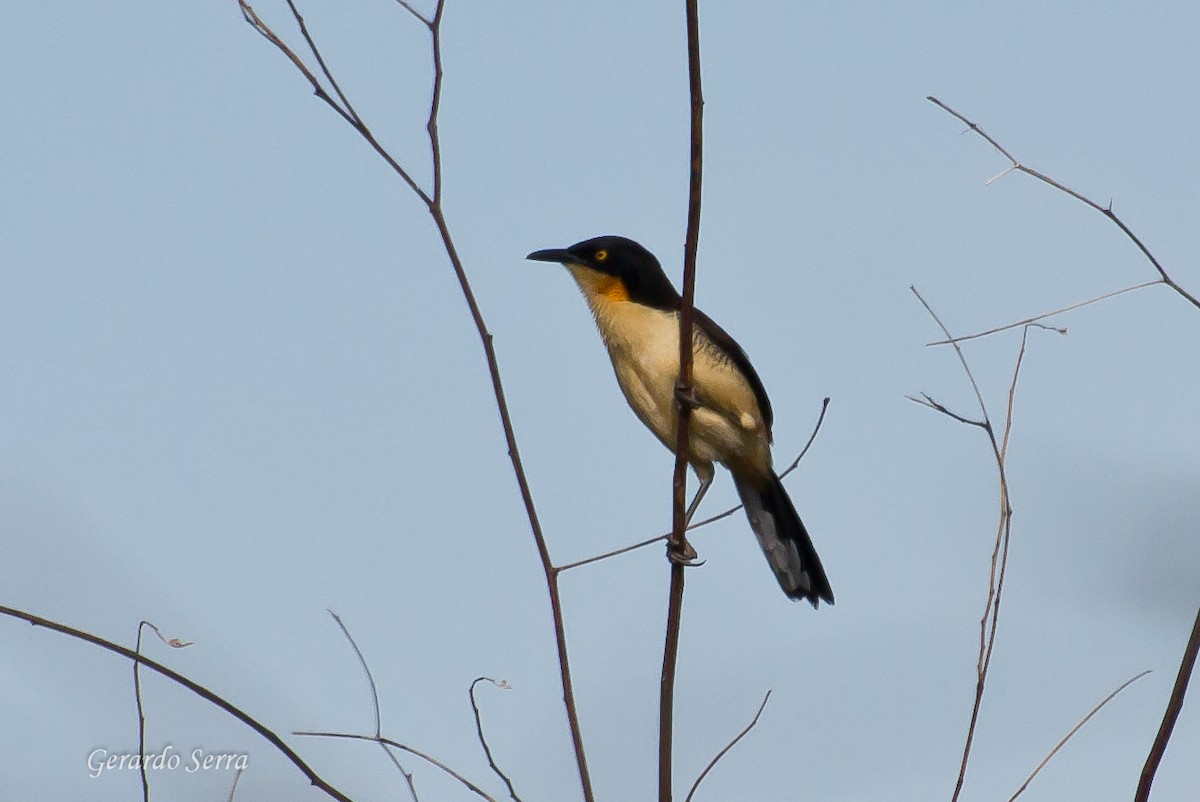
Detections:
[527, 236, 833, 607]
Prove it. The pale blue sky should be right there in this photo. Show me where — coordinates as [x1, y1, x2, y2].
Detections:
[2, 2, 1198, 800]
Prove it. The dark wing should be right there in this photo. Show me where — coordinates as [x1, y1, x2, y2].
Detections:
[691, 307, 774, 433]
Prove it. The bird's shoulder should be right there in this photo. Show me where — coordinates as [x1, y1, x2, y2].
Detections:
[691, 307, 774, 432]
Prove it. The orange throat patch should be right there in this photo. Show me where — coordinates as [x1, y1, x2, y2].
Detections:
[597, 276, 629, 302]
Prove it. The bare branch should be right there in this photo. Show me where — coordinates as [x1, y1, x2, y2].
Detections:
[329, 610, 383, 735]
[927, 96, 1200, 312]
[238, 4, 595, 798]
[907, 392, 987, 429]
[470, 677, 521, 802]
[296, 731, 498, 802]
[910, 287, 994, 436]
[239, 0, 432, 203]
[925, 280, 1159, 347]
[912, 299, 1058, 802]
[661, 1, 705, 798]
[238, 1, 357, 128]
[1008, 670, 1150, 801]
[134, 623, 150, 802]
[683, 690, 772, 802]
[133, 621, 193, 802]
[328, 610, 420, 801]
[0, 604, 353, 802]
[555, 398, 831, 573]
[281, 0, 359, 123]
[394, 0, 432, 26]
[1136, 605, 1200, 802]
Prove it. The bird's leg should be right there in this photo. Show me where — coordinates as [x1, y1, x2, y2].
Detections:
[667, 463, 713, 565]
[684, 464, 714, 527]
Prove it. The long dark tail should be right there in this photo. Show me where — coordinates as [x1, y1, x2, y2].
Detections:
[733, 471, 833, 607]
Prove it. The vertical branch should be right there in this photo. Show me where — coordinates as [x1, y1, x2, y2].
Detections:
[134, 623, 150, 802]
[1135, 605, 1200, 801]
[238, 5, 596, 800]
[660, 1, 703, 800]
[910, 293, 1061, 802]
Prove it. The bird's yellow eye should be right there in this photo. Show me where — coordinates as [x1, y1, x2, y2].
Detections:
[595, 249, 608, 262]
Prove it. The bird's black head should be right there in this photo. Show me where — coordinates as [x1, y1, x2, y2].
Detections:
[527, 235, 680, 310]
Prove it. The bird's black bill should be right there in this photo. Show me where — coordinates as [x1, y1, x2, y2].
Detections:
[526, 248, 574, 264]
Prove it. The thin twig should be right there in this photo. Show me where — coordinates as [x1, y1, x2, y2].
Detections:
[240, 0, 431, 202]
[394, 0, 431, 26]
[225, 768, 245, 802]
[329, 610, 383, 735]
[1008, 671, 1150, 802]
[555, 398, 830, 573]
[661, 2, 704, 799]
[238, 2, 358, 129]
[470, 677, 521, 802]
[927, 96, 1200, 312]
[132, 622, 194, 802]
[925, 279, 1159, 347]
[296, 731, 498, 802]
[282, 0, 359, 123]
[328, 610, 420, 801]
[0, 604, 353, 802]
[238, 5, 596, 799]
[683, 690, 772, 802]
[912, 293, 1060, 802]
[910, 287, 993, 433]
[907, 392, 987, 429]
[1136, 605, 1200, 801]
[134, 623, 150, 802]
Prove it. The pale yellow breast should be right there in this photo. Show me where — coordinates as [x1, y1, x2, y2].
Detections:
[568, 265, 770, 472]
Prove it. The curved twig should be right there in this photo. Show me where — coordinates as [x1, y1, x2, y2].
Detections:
[470, 677, 521, 801]
[1008, 671, 1150, 802]
[684, 690, 772, 802]
[328, 610, 420, 801]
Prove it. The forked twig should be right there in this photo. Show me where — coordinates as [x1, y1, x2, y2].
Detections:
[1008, 671, 1150, 802]
[1135, 605, 1200, 801]
[470, 677, 521, 802]
[555, 398, 830, 573]
[910, 291, 1062, 802]
[328, 610, 420, 800]
[295, 731, 498, 802]
[683, 690, 772, 802]
[238, 4, 596, 798]
[927, 96, 1200, 313]
[925, 280, 1156, 347]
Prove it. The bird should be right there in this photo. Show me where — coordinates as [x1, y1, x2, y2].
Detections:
[526, 235, 833, 607]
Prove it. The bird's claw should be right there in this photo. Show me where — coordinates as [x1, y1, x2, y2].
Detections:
[674, 382, 700, 411]
[667, 539, 700, 566]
